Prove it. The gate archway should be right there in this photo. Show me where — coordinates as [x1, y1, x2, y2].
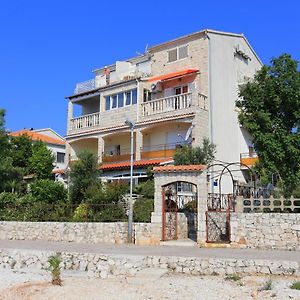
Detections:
[162, 181, 198, 241]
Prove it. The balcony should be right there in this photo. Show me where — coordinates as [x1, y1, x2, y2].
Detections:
[102, 152, 134, 163]
[71, 112, 100, 131]
[141, 143, 179, 160]
[74, 79, 96, 95]
[141, 93, 192, 117]
[240, 152, 258, 167]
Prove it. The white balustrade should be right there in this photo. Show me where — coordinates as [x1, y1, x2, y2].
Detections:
[141, 93, 193, 116]
[71, 112, 100, 130]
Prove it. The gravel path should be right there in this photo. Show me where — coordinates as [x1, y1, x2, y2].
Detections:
[1, 269, 300, 300]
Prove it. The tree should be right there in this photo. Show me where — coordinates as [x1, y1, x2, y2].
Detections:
[70, 151, 100, 204]
[236, 54, 300, 194]
[0, 109, 10, 158]
[28, 141, 54, 179]
[173, 138, 216, 165]
[0, 109, 23, 192]
[10, 134, 33, 170]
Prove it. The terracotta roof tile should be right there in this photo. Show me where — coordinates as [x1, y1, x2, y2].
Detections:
[10, 129, 65, 145]
[100, 158, 171, 170]
[153, 165, 206, 173]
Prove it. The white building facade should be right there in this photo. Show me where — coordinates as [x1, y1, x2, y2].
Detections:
[65, 29, 262, 190]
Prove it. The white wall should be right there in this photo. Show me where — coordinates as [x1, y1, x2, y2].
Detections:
[208, 33, 262, 191]
[47, 144, 67, 170]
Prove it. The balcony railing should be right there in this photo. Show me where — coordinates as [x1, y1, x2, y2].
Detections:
[74, 79, 96, 95]
[141, 143, 181, 159]
[102, 152, 134, 163]
[240, 152, 258, 167]
[141, 92, 192, 117]
[71, 112, 100, 130]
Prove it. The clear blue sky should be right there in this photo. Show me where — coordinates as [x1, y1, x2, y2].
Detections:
[1, 0, 299, 137]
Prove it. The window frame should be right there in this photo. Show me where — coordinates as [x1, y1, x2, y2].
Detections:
[56, 152, 65, 164]
[105, 88, 138, 111]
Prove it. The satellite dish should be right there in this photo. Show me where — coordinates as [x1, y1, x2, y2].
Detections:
[151, 83, 157, 90]
[184, 125, 195, 141]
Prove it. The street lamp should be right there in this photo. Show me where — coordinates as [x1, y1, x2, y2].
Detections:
[125, 119, 135, 243]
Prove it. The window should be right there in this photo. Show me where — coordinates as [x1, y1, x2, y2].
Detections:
[178, 45, 188, 59]
[105, 88, 138, 110]
[168, 45, 188, 63]
[112, 95, 117, 109]
[143, 89, 151, 102]
[117, 93, 124, 108]
[56, 152, 65, 163]
[175, 85, 188, 95]
[168, 48, 177, 63]
[105, 96, 110, 110]
[125, 91, 131, 106]
[132, 89, 137, 104]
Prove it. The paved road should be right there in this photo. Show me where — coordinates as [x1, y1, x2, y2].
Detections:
[0, 240, 299, 262]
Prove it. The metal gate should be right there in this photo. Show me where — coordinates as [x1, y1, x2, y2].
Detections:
[162, 185, 178, 240]
[162, 182, 198, 241]
[206, 193, 234, 243]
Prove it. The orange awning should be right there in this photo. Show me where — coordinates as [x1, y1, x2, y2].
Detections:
[146, 69, 198, 83]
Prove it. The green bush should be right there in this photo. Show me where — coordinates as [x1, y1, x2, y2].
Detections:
[133, 180, 154, 199]
[92, 205, 127, 222]
[290, 281, 300, 290]
[133, 198, 154, 223]
[72, 203, 89, 222]
[30, 179, 67, 203]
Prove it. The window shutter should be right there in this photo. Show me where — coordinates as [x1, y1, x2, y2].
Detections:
[178, 45, 188, 59]
[168, 48, 177, 62]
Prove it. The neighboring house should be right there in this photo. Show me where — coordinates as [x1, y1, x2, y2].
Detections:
[65, 29, 262, 192]
[10, 128, 67, 175]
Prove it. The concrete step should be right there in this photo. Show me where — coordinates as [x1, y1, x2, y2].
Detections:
[160, 239, 198, 247]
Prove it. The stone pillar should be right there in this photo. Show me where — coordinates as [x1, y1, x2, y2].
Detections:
[65, 142, 72, 166]
[135, 129, 143, 161]
[98, 136, 105, 163]
[197, 170, 208, 246]
[151, 174, 163, 223]
[67, 101, 73, 135]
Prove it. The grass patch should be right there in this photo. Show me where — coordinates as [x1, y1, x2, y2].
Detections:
[225, 274, 242, 282]
[259, 278, 273, 291]
[290, 281, 300, 290]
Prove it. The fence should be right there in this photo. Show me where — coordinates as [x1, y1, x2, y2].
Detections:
[236, 196, 300, 213]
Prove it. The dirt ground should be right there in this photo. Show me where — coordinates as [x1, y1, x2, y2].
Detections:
[0, 269, 300, 300]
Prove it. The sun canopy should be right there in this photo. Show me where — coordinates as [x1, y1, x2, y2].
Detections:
[146, 69, 198, 83]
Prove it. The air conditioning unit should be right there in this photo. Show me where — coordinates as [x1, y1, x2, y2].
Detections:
[151, 82, 162, 93]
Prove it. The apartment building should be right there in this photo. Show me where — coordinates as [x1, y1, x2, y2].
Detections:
[65, 29, 262, 190]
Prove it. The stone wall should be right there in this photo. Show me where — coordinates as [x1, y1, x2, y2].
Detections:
[0, 222, 161, 246]
[0, 248, 298, 278]
[230, 213, 300, 250]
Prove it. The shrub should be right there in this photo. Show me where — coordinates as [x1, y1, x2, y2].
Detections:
[225, 274, 242, 282]
[290, 281, 300, 290]
[92, 205, 126, 222]
[133, 180, 154, 199]
[30, 179, 67, 204]
[133, 198, 154, 222]
[72, 203, 89, 222]
[48, 254, 62, 286]
[259, 278, 273, 291]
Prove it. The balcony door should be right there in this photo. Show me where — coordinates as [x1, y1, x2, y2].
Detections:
[174, 85, 188, 95]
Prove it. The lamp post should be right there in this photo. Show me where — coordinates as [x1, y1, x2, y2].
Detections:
[125, 120, 135, 243]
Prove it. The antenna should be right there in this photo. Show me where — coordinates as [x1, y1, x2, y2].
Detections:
[144, 43, 149, 53]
